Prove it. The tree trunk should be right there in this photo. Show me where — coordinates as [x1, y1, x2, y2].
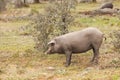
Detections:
[34, 0, 40, 3]
[92, 0, 96, 2]
[23, 0, 26, 3]
[14, 0, 29, 8]
[14, 0, 23, 8]
[0, 0, 6, 12]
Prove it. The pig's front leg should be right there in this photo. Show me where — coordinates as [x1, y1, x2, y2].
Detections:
[65, 50, 72, 67]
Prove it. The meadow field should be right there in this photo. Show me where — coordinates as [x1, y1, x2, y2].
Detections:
[0, 1, 120, 80]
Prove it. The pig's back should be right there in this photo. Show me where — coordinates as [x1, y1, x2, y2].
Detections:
[55, 27, 103, 53]
[60, 27, 103, 40]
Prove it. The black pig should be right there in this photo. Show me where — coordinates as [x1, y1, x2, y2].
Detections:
[45, 27, 104, 67]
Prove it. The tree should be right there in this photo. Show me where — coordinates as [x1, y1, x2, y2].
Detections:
[92, 0, 96, 2]
[30, 0, 77, 52]
[34, 0, 40, 3]
[45, 0, 77, 35]
[23, 0, 26, 3]
[14, 0, 29, 8]
[0, 0, 6, 12]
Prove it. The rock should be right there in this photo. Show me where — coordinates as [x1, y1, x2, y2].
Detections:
[92, 8, 117, 15]
[46, 67, 56, 71]
[97, 0, 113, 3]
[99, 2, 113, 9]
[77, 0, 92, 3]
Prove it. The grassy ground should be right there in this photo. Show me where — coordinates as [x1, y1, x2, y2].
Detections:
[0, 1, 120, 80]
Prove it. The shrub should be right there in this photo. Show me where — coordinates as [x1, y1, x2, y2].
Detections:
[111, 30, 120, 52]
[30, 0, 77, 52]
[0, 0, 6, 12]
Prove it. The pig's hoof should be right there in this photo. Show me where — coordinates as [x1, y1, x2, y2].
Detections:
[65, 64, 69, 67]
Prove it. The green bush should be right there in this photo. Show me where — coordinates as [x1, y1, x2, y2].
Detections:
[111, 30, 120, 52]
[30, 0, 77, 52]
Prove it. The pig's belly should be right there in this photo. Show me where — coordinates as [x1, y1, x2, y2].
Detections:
[71, 44, 92, 53]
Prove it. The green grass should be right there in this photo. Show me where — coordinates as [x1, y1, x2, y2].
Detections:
[74, 15, 120, 34]
[0, 36, 34, 52]
[76, 3, 100, 12]
[0, 20, 29, 36]
[0, 20, 33, 52]
[112, 74, 120, 80]
[78, 16, 120, 27]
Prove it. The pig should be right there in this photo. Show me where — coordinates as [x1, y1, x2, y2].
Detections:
[45, 27, 104, 67]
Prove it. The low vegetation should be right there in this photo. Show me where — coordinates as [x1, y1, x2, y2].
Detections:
[111, 30, 120, 52]
[0, 0, 120, 80]
[30, 0, 77, 52]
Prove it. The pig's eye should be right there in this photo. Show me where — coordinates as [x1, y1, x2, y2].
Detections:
[50, 43, 55, 46]
[48, 40, 55, 46]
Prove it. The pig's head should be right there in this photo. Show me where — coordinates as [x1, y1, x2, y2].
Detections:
[45, 39, 60, 54]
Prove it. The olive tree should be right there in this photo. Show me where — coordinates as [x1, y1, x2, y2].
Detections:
[0, 0, 6, 12]
[30, 0, 77, 52]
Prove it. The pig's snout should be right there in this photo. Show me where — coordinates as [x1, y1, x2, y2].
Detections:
[45, 48, 51, 54]
[45, 51, 48, 54]
[45, 50, 49, 54]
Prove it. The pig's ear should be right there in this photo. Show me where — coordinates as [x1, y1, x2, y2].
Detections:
[48, 40, 55, 46]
